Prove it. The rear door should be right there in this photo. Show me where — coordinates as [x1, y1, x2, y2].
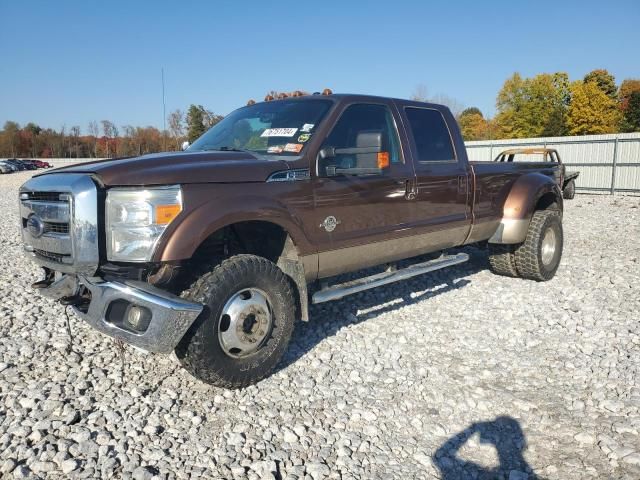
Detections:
[399, 105, 472, 247]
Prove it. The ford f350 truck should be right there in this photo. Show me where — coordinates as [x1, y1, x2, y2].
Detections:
[19, 92, 564, 388]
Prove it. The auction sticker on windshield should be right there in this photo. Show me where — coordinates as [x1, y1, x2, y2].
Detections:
[284, 143, 303, 153]
[261, 128, 298, 137]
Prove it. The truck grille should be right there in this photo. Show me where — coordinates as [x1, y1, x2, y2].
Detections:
[21, 191, 65, 202]
[19, 174, 99, 275]
[44, 222, 70, 234]
[21, 218, 70, 234]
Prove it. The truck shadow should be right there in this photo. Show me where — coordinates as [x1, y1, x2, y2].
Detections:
[433, 416, 540, 480]
[278, 246, 487, 372]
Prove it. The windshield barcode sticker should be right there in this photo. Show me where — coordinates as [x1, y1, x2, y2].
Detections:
[261, 128, 298, 137]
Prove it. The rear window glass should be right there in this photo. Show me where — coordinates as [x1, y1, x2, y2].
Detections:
[405, 107, 455, 162]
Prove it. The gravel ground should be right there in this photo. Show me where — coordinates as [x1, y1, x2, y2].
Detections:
[1, 167, 639, 480]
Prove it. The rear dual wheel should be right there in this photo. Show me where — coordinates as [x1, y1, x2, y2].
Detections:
[488, 210, 563, 282]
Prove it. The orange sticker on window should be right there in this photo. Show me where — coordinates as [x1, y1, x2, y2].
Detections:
[283, 143, 304, 153]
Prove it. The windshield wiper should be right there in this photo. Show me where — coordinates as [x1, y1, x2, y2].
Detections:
[206, 146, 251, 153]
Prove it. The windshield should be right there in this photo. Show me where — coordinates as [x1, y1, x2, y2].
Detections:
[188, 99, 333, 159]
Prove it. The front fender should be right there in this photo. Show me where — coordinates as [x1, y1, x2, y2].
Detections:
[153, 183, 314, 262]
[489, 173, 562, 244]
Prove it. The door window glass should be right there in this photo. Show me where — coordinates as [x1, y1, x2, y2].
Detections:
[405, 107, 455, 162]
[319, 104, 401, 176]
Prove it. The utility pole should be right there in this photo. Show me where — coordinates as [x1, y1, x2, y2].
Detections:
[162, 68, 167, 151]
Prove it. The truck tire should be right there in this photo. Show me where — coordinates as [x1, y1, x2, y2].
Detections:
[175, 254, 296, 388]
[487, 243, 519, 277]
[514, 210, 563, 281]
[563, 180, 576, 199]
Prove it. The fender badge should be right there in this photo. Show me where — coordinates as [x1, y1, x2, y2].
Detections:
[320, 216, 340, 232]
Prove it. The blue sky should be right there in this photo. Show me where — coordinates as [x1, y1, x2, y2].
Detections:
[1, 0, 638, 133]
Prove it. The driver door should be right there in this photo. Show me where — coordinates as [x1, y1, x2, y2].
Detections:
[310, 101, 418, 278]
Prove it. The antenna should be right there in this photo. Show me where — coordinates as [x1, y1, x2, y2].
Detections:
[162, 67, 166, 150]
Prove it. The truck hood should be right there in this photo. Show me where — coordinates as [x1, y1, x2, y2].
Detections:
[40, 151, 291, 186]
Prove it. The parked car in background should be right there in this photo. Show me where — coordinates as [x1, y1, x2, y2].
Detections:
[18, 159, 38, 170]
[494, 148, 580, 199]
[0, 160, 17, 174]
[22, 159, 47, 169]
[5, 159, 31, 171]
[2, 158, 51, 171]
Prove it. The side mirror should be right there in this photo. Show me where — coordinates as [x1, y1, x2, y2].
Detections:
[181, 141, 190, 151]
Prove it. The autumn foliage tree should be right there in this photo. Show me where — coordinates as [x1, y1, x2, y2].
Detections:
[618, 79, 640, 131]
[494, 72, 569, 138]
[584, 69, 618, 100]
[619, 79, 640, 107]
[621, 91, 640, 132]
[566, 81, 621, 135]
[458, 108, 489, 141]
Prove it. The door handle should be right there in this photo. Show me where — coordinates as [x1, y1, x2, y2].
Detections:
[457, 175, 467, 194]
[405, 179, 417, 200]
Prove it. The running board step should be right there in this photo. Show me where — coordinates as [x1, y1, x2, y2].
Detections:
[311, 253, 469, 304]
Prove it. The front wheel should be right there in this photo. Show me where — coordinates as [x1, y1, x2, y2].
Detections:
[175, 255, 296, 388]
[514, 210, 563, 281]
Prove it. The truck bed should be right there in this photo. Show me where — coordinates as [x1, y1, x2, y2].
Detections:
[469, 160, 563, 227]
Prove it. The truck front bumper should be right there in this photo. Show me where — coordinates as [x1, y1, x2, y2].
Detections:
[39, 273, 203, 354]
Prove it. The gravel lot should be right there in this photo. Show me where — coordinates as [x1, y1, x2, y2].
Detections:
[1, 167, 639, 480]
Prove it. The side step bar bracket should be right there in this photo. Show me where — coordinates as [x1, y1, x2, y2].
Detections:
[312, 253, 469, 304]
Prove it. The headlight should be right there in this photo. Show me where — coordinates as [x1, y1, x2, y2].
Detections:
[106, 185, 182, 262]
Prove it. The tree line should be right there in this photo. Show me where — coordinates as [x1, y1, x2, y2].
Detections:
[1, 73, 639, 158]
[450, 69, 640, 141]
[0, 105, 224, 159]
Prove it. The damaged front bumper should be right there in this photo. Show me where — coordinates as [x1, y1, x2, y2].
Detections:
[39, 273, 203, 354]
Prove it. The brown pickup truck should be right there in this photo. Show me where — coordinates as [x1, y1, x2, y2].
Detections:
[19, 92, 564, 388]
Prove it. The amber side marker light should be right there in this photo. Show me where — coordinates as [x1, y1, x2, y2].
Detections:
[155, 204, 182, 225]
[377, 152, 390, 169]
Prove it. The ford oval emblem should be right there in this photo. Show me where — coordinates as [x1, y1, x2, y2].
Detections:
[27, 215, 45, 238]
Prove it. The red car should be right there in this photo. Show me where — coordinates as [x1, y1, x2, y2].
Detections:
[24, 159, 52, 168]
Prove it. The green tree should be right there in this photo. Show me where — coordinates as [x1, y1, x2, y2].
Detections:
[567, 81, 621, 135]
[186, 104, 207, 142]
[584, 69, 617, 100]
[621, 91, 640, 132]
[495, 72, 569, 138]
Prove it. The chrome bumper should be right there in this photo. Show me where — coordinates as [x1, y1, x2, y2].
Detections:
[39, 274, 203, 354]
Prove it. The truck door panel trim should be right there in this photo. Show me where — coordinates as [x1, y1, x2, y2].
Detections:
[317, 224, 470, 278]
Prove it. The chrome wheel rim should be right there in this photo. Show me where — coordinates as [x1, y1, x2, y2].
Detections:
[218, 288, 273, 358]
[541, 228, 557, 266]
